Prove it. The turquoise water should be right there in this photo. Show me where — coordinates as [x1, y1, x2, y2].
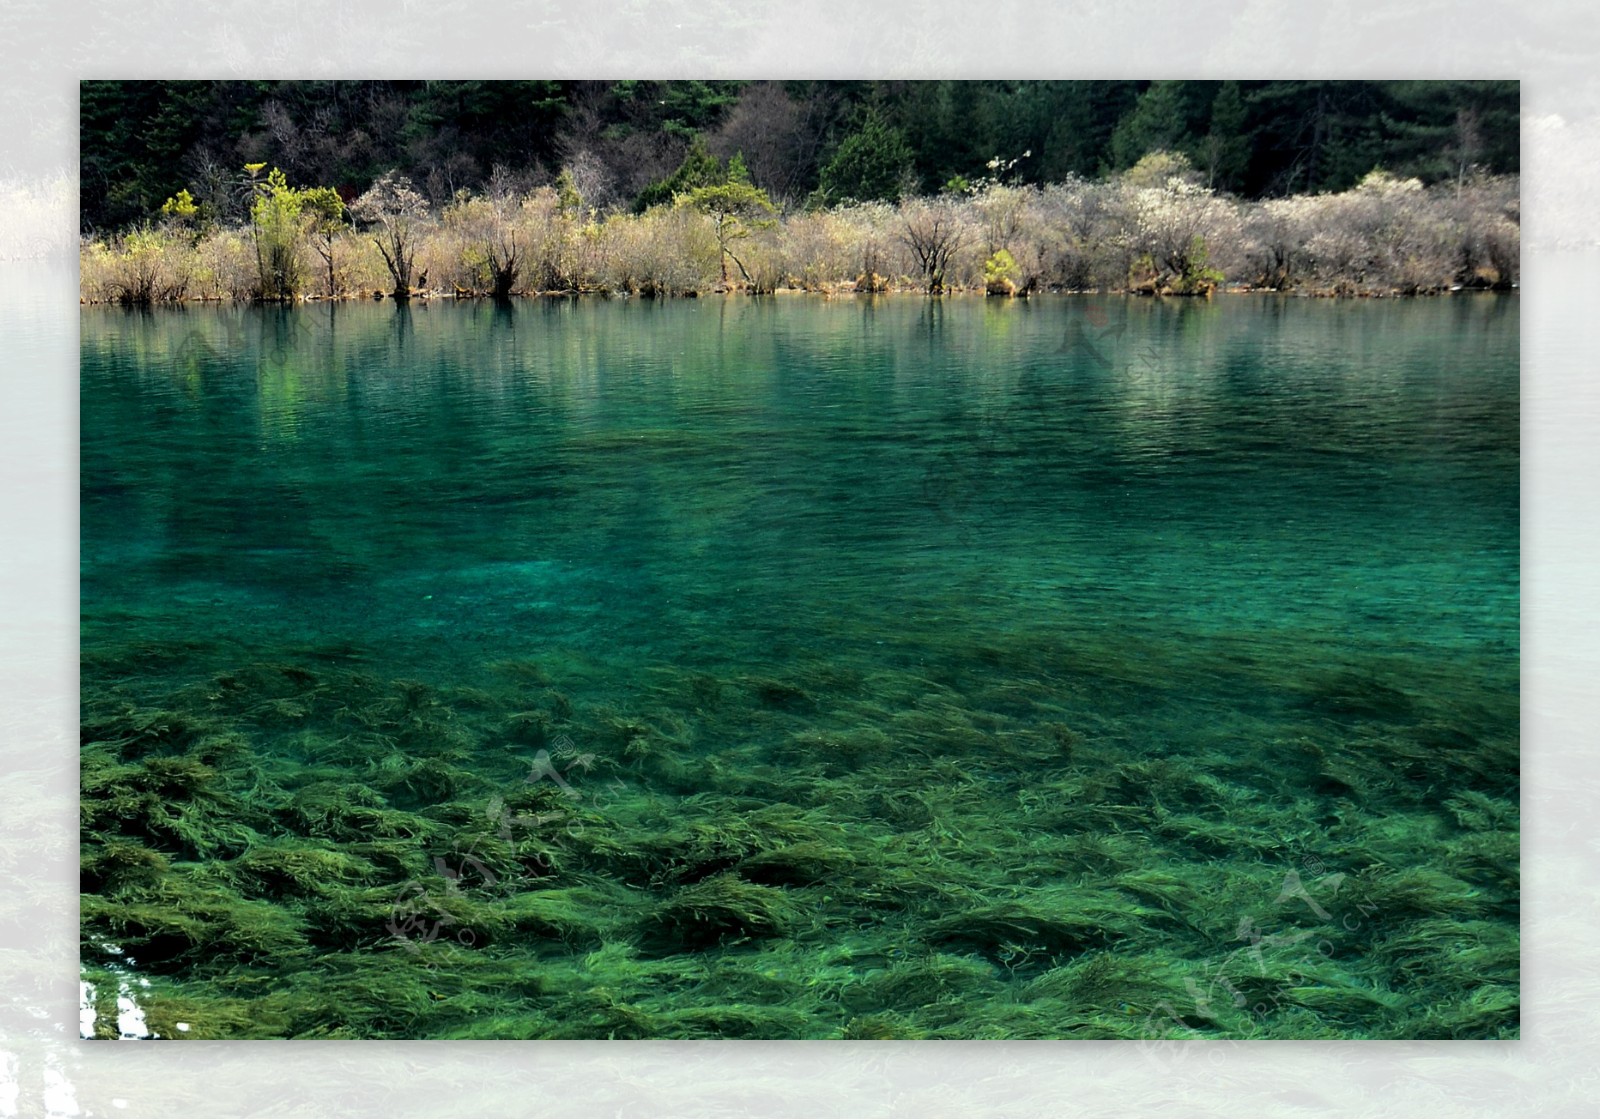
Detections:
[80, 294, 1518, 1040]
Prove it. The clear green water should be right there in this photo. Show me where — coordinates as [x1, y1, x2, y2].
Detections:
[80, 294, 1518, 1040]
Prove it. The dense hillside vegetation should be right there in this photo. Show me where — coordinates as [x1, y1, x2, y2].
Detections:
[81, 80, 1518, 232]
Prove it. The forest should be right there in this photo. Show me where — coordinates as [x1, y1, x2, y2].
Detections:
[78, 80, 1520, 302]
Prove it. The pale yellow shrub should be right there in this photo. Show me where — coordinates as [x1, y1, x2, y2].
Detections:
[595, 206, 719, 296]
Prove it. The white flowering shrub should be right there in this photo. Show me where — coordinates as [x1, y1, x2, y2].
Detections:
[1242, 196, 1318, 290]
[1116, 176, 1240, 293]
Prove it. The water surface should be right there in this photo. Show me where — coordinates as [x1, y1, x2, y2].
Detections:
[80, 294, 1518, 1040]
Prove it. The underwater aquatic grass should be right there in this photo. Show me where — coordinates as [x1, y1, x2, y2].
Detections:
[80, 296, 1518, 1039]
[77, 629, 1518, 1038]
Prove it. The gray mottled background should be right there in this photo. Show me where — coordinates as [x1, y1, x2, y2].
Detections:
[1, 3, 1592, 1116]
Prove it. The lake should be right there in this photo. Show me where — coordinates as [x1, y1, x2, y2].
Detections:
[80, 293, 1518, 1040]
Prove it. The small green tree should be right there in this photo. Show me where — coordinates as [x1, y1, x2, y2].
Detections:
[299, 186, 347, 298]
[678, 176, 777, 285]
[1122, 150, 1201, 189]
[248, 167, 305, 301]
[1110, 81, 1192, 170]
[159, 188, 200, 229]
[1201, 81, 1250, 192]
[554, 168, 583, 217]
[1173, 234, 1225, 294]
[635, 138, 725, 212]
[984, 248, 1018, 296]
[817, 108, 915, 205]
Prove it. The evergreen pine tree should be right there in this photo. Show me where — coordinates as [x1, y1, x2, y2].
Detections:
[1110, 81, 1191, 169]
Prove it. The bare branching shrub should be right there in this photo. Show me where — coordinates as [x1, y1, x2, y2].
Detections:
[323, 229, 370, 298]
[438, 192, 527, 297]
[971, 183, 1029, 257]
[191, 229, 256, 301]
[508, 189, 574, 293]
[1350, 172, 1454, 294]
[339, 235, 395, 296]
[1386, 217, 1456, 296]
[778, 211, 848, 290]
[1470, 212, 1520, 290]
[560, 152, 618, 214]
[1452, 175, 1520, 289]
[78, 237, 118, 301]
[596, 206, 719, 297]
[89, 226, 193, 306]
[1243, 197, 1315, 290]
[570, 216, 610, 292]
[1291, 172, 1461, 294]
[488, 200, 529, 298]
[835, 203, 901, 291]
[1302, 196, 1373, 291]
[999, 187, 1059, 293]
[425, 195, 479, 294]
[1026, 180, 1114, 290]
[900, 197, 972, 294]
[352, 172, 430, 300]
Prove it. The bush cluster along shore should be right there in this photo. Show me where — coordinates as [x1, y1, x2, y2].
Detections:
[79, 152, 1519, 307]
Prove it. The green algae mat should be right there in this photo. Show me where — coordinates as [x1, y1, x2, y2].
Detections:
[80, 295, 1518, 1040]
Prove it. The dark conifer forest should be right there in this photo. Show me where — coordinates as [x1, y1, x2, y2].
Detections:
[80, 80, 1518, 231]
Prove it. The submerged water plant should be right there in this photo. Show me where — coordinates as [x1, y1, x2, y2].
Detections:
[80, 295, 1519, 1040]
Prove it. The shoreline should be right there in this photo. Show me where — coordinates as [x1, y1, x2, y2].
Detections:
[79, 280, 1519, 308]
[77, 171, 1521, 310]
